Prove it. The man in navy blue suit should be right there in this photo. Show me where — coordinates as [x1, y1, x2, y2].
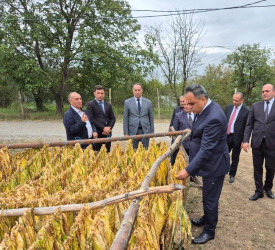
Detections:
[169, 96, 186, 165]
[173, 98, 194, 155]
[63, 92, 98, 150]
[177, 84, 230, 244]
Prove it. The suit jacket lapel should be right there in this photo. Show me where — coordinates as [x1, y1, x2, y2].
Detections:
[131, 97, 139, 114]
[267, 100, 275, 122]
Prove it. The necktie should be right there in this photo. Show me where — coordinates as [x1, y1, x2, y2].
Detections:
[265, 101, 270, 122]
[227, 106, 238, 134]
[137, 98, 141, 113]
[188, 113, 193, 126]
[99, 101, 105, 113]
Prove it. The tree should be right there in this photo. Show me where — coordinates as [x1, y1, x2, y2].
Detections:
[224, 43, 274, 105]
[145, 12, 204, 104]
[197, 64, 233, 108]
[0, 0, 153, 114]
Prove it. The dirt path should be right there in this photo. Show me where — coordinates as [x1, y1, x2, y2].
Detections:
[0, 120, 274, 249]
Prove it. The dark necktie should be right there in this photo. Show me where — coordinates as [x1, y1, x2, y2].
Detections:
[99, 101, 105, 113]
[137, 98, 141, 113]
[265, 101, 270, 122]
[188, 113, 193, 126]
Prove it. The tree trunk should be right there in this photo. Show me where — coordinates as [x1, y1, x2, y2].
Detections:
[32, 91, 44, 111]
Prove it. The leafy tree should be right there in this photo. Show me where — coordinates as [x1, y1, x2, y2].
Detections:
[0, 0, 154, 115]
[145, 12, 204, 104]
[197, 64, 233, 109]
[224, 43, 274, 105]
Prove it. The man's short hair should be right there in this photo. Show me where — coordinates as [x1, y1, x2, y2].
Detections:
[186, 84, 208, 99]
[235, 92, 244, 99]
[68, 92, 78, 102]
[94, 85, 105, 92]
[132, 83, 143, 89]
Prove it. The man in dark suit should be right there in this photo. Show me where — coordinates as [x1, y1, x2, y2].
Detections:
[169, 96, 186, 165]
[123, 83, 154, 149]
[176, 84, 230, 244]
[63, 92, 98, 150]
[86, 85, 116, 152]
[225, 92, 250, 183]
[243, 84, 275, 201]
[173, 99, 193, 155]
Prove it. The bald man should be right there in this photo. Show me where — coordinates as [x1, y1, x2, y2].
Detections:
[63, 92, 97, 149]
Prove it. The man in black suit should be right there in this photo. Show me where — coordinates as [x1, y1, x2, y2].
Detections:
[225, 92, 250, 183]
[86, 85, 116, 152]
[243, 84, 275, 201]
[63, 92, 98, 150]
[173, 99, 194, 155]
[176, 84, 230, 244]
[169, 96, 186, 165]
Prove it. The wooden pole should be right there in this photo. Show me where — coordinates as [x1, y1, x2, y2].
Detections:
[0, 131, 185, 149]
[157, 88, 160, 119]
[110, 131, 191, 250]
[18, 90, 25, 118]
[1, 185, 183, 217]
[109, 88, 112, 104]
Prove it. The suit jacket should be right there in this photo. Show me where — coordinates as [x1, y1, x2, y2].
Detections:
[63, 106, 97, 148]
[86, 99, 116, 137]
[225, 104, 250, 146]
[123, 97, 154, 135]
[173, 111, 191, 149]
[185, 101, 230, 178]
[243, 100, 275, 150]
[169, 106, 182, 127]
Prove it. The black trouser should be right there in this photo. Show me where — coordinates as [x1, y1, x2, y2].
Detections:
[227, 133, 241, 177]
[202, 175, 225, 236]
[93, 134, 111, 152]
[252, 139, 275, 194]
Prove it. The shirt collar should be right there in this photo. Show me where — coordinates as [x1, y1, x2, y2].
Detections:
[71, 105, 83, 113]
[199, 98, 211, 115]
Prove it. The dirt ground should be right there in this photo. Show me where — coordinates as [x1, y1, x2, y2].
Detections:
[0, 120, 275, 249]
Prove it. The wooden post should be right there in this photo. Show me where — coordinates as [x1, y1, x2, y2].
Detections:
[1, 185, 183, 217]
[0, 131, 185, 149]
[18, 90, 25, 118]
[157, 88, 160, 119]
[109, 88, 112, 104]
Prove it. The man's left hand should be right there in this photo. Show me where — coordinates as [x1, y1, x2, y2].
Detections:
[176, 169, 189, 180]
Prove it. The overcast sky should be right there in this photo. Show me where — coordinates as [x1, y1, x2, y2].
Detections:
[127, 0, 275, 76]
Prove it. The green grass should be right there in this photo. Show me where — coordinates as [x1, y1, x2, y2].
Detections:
[0, 103, 175, 121]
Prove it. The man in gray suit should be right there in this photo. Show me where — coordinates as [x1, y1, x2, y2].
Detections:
[123, 83, 154, 149]
[243, 83, 275, 200]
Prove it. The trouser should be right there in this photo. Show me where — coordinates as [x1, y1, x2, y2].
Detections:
[202, 175, 225, 236]
[93, 134, 111, 152]
[227, 134, 241, 177]
[252, 139, 275, 194]
[133, 128, 149, 149]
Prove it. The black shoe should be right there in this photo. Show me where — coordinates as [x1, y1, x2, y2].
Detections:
[191, 217, 205, 227]
[192, 232, 215, 244]
[265, 190, 274, 199]
[229, 176, 234, 183]
[249, 193, 264, 201]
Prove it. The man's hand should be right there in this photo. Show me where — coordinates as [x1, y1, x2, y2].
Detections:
[242, 142, 249, 152]
[176, 169, 189, 180]
[93, 132, 98, 138]
[81, 113, 88, 122]
[103, 127, 111, 135]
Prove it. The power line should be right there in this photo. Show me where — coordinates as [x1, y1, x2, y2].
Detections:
[1, 1, 274, 22]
